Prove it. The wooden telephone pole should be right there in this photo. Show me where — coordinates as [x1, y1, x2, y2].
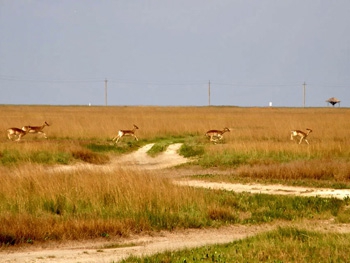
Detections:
[208, 80, 211, 106]
[105, 79, 108, 106]
[303, 82, 306, 107]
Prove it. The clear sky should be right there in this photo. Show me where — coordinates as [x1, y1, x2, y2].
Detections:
[1, 1, 349, 107]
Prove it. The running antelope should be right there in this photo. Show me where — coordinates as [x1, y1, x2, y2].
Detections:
[112, 124, 139, 143]
[7, 127, 27, 141]
[205, 127, 230, 143]
[290, 128, 312, 144]
[22, 121, 50, 139]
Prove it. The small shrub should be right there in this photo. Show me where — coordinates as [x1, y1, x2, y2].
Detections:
[0, 233, 16, 246]
[179, 143, 204, 157]
[207, 206, 238, 222]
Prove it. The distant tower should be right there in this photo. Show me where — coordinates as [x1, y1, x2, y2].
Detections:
[326, 97, 341, 107]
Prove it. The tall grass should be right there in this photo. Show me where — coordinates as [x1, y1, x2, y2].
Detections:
[0, 165, 344, 246]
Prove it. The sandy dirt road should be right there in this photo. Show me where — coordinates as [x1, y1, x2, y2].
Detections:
[3, 220, 350, 263]
[2, 143, 350, 263]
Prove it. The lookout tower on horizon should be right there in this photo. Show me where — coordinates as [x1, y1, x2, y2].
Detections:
[326, 97, 341, 107]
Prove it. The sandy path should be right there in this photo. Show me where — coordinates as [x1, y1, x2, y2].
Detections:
[3, 220, 350, 263]
[0, 224, 275, 263]
[52, 143, 188, 173]
[2, 143, 350, 263]
[116, 143, 188, 169]
[175, 180, 350, 200]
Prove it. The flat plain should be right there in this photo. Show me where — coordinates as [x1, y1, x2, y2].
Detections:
[1, 105, 350, 262]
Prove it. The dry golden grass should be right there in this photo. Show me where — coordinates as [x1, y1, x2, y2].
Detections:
[1, 105, 349, 141]
[0, 165, 226, 244]
[0, 163, 345, 246]
[1, 105, 350, 246]
[1, 105, 350, 176]
[1, 106, 349, 162]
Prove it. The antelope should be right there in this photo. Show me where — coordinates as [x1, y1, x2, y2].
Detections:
[290, 128, 312, 144]
[22, 121, 50, 139]
[112, 124, 139, 143]
[7, 127, 27, 141]
[205, 127, 230, 143]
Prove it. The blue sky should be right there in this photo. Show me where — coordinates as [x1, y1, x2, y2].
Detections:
[1, 1, 349, 107]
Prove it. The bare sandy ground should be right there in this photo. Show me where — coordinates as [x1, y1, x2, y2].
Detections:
[3, 220, 350, 263]
[175, 180, 350, 200]
[2, 143, 350, 263]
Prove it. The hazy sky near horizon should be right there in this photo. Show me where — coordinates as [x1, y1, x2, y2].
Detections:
[1, 1, 349, 107]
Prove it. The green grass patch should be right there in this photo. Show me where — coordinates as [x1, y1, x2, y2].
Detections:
[147, 142, 170, 157]
[197, 149, 318, 168]
[86, 143, 119, 153]
[150, 135, 186, 144]
[179, 143, 204, 158]
[0, 149, 21, 165]
[121, 227, 350, 262]
[145, 136, 186, 155]
[197, 151, 251, 168]
[30, 151, 71, 164]
[0, 149, 71, 165]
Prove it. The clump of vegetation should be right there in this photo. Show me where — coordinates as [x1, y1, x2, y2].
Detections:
[147, 142, 170, 157]
[86, 143, 118, 152]
[179, 143, 204, 158]
[72, 149, 109, 164]
[0, 149, 71, 165]
[0, 149, 20, 165]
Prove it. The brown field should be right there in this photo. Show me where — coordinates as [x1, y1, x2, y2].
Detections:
[1, 104, 349, 141]
[1, 105, 350, 253]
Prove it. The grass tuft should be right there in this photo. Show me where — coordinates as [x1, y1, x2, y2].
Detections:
[71, 149, 109, 164]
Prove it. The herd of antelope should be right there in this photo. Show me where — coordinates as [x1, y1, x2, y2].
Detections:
[6, 122, 313, 145]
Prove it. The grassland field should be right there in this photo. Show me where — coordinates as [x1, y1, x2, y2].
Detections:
[1, 105, 350, 261]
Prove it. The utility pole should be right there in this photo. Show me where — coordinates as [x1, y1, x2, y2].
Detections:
[105, 79, 108, 106]
[208, 80, 211, 106]
[303, 82, 306, 107]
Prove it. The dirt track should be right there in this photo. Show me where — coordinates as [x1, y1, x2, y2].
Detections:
[2, 143, 350, 263]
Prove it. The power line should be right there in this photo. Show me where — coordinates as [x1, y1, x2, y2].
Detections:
[0, 75, 102, 83]
[0, 75, 348, 89]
